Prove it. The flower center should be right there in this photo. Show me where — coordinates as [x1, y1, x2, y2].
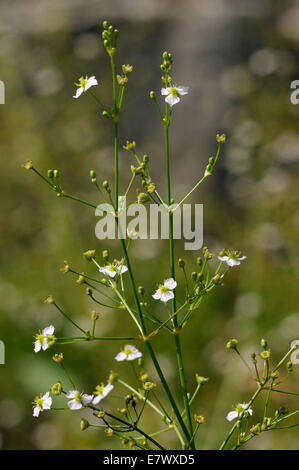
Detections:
[79, 78, 88, 88]
[108, 265, 116, 272]
[96, 385, 104, 394]
[236, 405, 244, 414]
[37, 334, 45, 343]
[74, 393, 82, 402]
[124, 348, 132, 356]
[36, 398, 44, 408]
[169, 87, 179, 96]
[160, 285, 168, 293]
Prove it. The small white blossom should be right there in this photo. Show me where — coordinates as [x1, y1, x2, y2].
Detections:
[99, 263, 128, 278]
[34, 325, 56, 353]
[226, 403, 253, 422]
[152, 278, 177, 302]
[66, 390, 94, 410]
[161, 86, 189, 107]
[73, 75, 98, 99]
[218, 252, 246, 267]
[33, 391, 52, 418]
[92, 383, 114, 405]
[115, 345, 142, 362]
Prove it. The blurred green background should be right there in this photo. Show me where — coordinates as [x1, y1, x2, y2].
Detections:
[0, 0, 298, 450]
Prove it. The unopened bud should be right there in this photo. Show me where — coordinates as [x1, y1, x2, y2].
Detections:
[83, 250, 96, 261]
[226, 339, 239, 350]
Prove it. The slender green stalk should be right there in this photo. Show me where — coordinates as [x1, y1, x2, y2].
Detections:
[53, 302, 86, 335]
[164, 110, 194, 448]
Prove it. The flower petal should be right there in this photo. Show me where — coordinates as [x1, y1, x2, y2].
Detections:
[115, 351, 127, 362]
[165, 94, 180, 106]
[161, 87, 170, 96]
[33, 406, 41, 417]
[177, 86, 189, 95]
[226, 411, 238, 421]
[66, 390, 78, 399]
[43, 325, 55, 336]
[152, 289, 162, 300]
[34, 341, 41, 353]
[82, 394, 93, 405]
[164, 278, 177, 290]
[218, 256, 229, 262]
[118, 265, 128, 275]
[68, 400, 82, 410]
[73, 87, 84, 99]
[160, 291, 174, 302]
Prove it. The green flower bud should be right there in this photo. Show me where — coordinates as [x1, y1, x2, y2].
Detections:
[286, 361, 293, 373]
[83, 250, 96, 261]
[226, 339, 238, 350]
[86, 287, 92, 296]
[102, 180, 110, 190]
[97, 410, 105, 419]
[122, 64, 133, 74]
[140, 373, 149, 382]
[53, 169, 59, 179]
[44, 295, 55, 305]
[191, 272, 198, 281]
[102, 20, 109, 29]
[105, 428, 114, 437]
[146, 182, 156, 193]
[51, 381, 62, 396]
[137, 192, 150, 204]
[195, 374, 209, 385]
[109, 370, 119, 384]
[117, 74, 128, 86]
[52, 352, 63, 363]
[260, 338, 268, 349]
[91, 311, 100, 321]
[102, 249, 109, 260]
[150, 91, 156, 100]
[80, 418, 90, 431]
[250, 423, 261, 435]
[23, 160, 34, 170]
[61, 262, 70, 273]
[47, 169, 54, 179]
[137, 358, 144, 367]
[194, 414, 205, 424]
[178, 258, 185, 268]
[76, 275, 85, 285]
[216, 133, 226, 144]
[90, 170, 96, 179]
[211, 273, 221, 285]
[260, 349, 271, 360]
[143, 381, 156, 391]
[196, 257, 202, 266]
[138, 286, 144, 295]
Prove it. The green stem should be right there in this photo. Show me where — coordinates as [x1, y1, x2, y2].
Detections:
[53, 302, 86, 335]
[165, 117, 194, 448]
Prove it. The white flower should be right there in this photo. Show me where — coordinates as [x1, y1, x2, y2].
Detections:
[66, 390, 94, 410]
[73, 75, 98, 99]
[33, 391, 52, 418]
[152, 278, 177, 302]
[161, 86, 189, 107]
[218, 252, 246, 267]
[34, 325, 56, 352]
[92, 383, 114, 405]
[99, 263, 128, 278]
[115, 345, 142, 362]
[226, 403, 253, 422]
